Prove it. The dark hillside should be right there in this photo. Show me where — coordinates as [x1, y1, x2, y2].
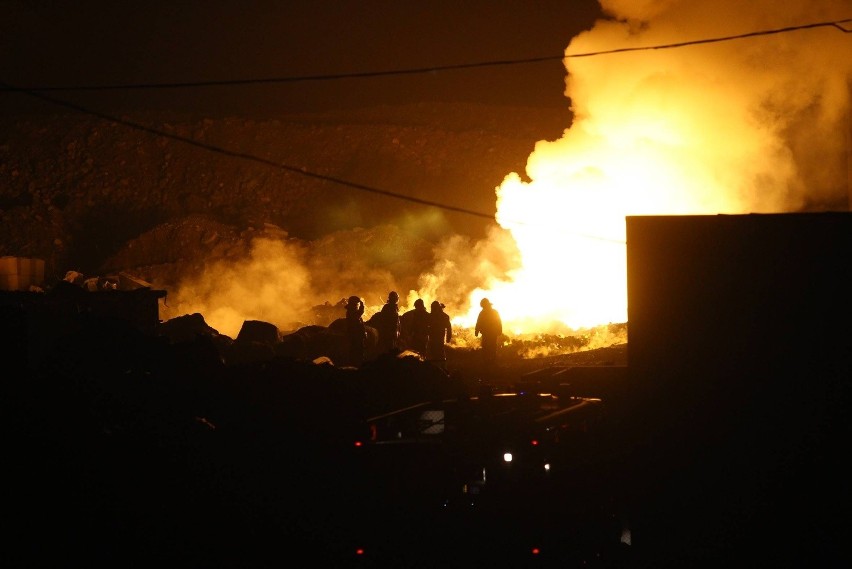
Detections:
[1, 102, 570, 284]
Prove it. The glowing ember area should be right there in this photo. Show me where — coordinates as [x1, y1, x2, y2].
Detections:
[454, 0, 851, 334]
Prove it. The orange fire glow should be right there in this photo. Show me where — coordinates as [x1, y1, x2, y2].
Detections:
[166, 1, 849, 345]
[453, 0, 851, 334]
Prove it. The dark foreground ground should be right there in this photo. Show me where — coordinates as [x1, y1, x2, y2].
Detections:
[1, 310, 629, 569]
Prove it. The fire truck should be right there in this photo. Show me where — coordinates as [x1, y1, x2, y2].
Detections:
[346, 367, 633, 567]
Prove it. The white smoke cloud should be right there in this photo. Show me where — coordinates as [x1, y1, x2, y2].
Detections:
[407, 224, 521, 318]
[564, 0, 851, 212]
[460, 0, 851, 333]
[166, 235, 315, 338]
[163, 217, 494, 339]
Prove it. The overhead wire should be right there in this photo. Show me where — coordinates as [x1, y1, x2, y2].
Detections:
[0, 80, 495, 218]
[1, 17, 848, 245]
[1, 79, 623, 244]
[4, 78, 633, 245]
[1, 18, 848, 92]
[564, 17, 851, 58]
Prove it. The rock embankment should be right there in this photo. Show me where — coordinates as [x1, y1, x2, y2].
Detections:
[1, 102, 569, 285]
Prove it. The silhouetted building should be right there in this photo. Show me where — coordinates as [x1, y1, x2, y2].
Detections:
[623, 212, 852, 567]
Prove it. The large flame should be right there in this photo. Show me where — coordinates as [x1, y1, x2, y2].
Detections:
[165, 0, 849, 345]
[455, 0, 851, 334]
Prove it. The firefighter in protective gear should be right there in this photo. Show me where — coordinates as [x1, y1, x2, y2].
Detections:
[474, 298, 502, 368]
[426, 300, 452, 368]
[345, 295, 367, 366]
[401, 298, 429, 355]
[375, 291, 401, 354]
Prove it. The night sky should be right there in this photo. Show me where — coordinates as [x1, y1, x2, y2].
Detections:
[1, 0, 603, 116]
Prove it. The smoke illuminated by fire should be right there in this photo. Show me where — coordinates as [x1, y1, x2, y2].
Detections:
[449, 0, 851, 332]
[167, 0, 849, 348]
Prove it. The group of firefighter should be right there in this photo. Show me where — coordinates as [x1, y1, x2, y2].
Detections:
[343, 291, 503, 369]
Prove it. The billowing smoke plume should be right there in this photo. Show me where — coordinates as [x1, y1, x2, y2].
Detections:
[167, 0, 849, 345]
[164, 218, 504, 339]
[165, 234, 315, 338]
[566, 0, 850, 212]
[449, 0, 851, 331]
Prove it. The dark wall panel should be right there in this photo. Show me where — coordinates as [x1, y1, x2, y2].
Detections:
[624, 213, 852, 566]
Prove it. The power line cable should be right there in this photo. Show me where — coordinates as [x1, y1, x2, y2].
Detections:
[4, 82, 489, 215]
[565, 17, 851, 58]
[2, 18, 847, 92]
[0, 79, 626, 244]
[9, 17, 843, 243]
